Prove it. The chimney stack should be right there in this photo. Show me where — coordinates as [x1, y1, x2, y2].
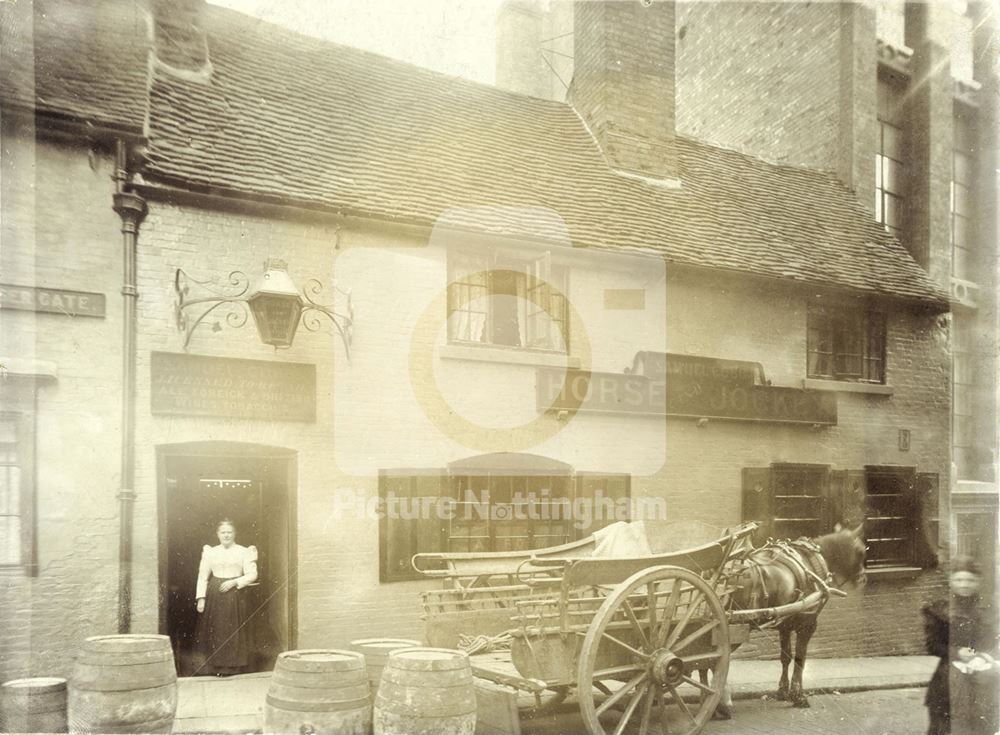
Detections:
[569, 0, 677, 182]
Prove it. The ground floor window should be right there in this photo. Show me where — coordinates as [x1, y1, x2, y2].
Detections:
[379, 455, 630, 582]
[742, 463, 937, 569]
[0, 411, 34, 572]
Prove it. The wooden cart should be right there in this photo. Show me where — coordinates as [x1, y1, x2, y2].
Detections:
[414, 522, 831, 735]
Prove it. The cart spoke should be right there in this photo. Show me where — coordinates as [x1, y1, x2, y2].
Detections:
[602, 631, 651, 660]
[663, 591, 705, 650]
[623, 598, 651, 651]
[667, 685, 696, 723]
[671, 618, 719, 654]
[637, 686, 656, 735]
[682, 675, 716, 695]
[596, 671, 648, 717]
[655, 582, 684, 647]
[594, 663, 646, 679]
[612, 682, 650, 735]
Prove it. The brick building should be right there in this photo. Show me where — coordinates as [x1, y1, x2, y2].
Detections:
[0, 0, 982, 683]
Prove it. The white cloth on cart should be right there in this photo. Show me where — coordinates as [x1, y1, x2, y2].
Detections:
[591, 520, 726, 557]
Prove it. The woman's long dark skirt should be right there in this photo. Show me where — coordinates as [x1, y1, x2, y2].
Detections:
[195, 576, 249, 676]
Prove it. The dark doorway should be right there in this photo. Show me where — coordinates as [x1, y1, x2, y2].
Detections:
[158, 444, 296, 676]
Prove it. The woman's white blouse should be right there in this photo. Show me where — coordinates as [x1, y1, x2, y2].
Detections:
[196, 543, 258, 599]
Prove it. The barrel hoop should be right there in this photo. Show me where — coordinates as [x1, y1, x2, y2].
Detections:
[266, 695, 370, 713]
[373, 708, 477, 718]
[69, 679, 177, 694]
[2, 678, 67, 694]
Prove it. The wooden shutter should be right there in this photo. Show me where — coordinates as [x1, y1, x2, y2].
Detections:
[741, 467, 772, 545]
[915, 473, 940, 569]
[574, 473, 630, 539]
[379, 469, 446, 582]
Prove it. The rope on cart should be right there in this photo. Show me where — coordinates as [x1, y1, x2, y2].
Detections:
[458, 631, 513, 655]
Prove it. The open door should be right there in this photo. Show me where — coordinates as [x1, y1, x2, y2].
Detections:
[158, 444, 295, 676]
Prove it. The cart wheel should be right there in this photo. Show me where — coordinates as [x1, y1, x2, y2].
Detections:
[577, 565, 729, 735]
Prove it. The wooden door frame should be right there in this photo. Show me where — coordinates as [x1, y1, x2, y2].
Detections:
[156, 441, 299, 652]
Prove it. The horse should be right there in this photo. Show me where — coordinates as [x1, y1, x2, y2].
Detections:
[715, 523, 867, 716]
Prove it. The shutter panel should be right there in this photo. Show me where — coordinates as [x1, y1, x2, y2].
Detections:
[574, 473, 630, 538]
[828, 470, 845, 532]
[379, 471, 412, 582]
[841, 470, 867, 530]
[915, 473, 940, 569]
[414, 470, 448, 561]
[741, 467, 772, 545]
[379, 470, 444, 582]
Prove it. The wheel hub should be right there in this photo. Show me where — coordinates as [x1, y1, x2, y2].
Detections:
[650, 649, 685, 687]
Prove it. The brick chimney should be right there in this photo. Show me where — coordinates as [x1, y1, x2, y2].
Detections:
[568, 0, 677, 182]
[150, 0, 212, 80]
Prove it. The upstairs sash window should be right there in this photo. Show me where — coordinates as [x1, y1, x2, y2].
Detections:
[447, 251, 568, 353]
[807, 303, 886, 383]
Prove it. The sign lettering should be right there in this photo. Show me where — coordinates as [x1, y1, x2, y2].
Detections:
[0, 284, 105, 318]
[151, 352, 316, 421]
[537, 368, 837, 426]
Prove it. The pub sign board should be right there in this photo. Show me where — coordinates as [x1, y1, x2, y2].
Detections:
[537, 368, 837, 426]
[0, 283, 106, 318]
[151, 352, 316, 422]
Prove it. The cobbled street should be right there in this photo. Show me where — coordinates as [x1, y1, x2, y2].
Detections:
[525, 687, 929, 735]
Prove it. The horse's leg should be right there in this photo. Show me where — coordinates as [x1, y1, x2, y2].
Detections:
[705, 668, 733, 720]
[790, 618, 817, 708]
[776, 625, 792, 701]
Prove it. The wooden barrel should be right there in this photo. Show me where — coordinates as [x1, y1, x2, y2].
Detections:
[349, 639, 420, 695]
[1, 677, 68, 733]
[264, 650, 371, 735]
[374, 648, 476, 735]
[68, 634, 177, 734]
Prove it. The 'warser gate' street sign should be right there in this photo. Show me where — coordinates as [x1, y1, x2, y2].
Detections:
[536, 355, 837, 426]
[0, 283, 106, 317]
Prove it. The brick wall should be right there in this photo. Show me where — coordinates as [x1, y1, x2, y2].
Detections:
[0, 126, 124, 682]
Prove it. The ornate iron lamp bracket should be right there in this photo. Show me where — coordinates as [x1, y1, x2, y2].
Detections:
[173, 268, 251, 349]
[173, 267, 354, 360]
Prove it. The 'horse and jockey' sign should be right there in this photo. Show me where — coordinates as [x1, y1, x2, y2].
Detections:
[536, 355, 837, 426]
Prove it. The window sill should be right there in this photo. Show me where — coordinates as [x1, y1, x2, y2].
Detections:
[802, 378, 893, 396]
[864, 565, 924, 581]
[440, 343, 581, 369]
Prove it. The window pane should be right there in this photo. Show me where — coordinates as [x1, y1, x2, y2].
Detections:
[881, 124, 902, 160]
[883, 195, 901, 230]
[2, 516, 20, 565]
[882, 158, 901, 195]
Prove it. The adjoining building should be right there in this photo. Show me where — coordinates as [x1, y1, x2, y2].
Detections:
[0, 0, 982, 682]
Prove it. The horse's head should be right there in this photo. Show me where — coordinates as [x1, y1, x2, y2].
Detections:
[817, 524, 867, 590]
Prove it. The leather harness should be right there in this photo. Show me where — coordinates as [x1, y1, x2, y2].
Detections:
[737, 538, 832, 618]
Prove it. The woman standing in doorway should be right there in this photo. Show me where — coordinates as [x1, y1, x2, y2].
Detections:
[195, 519, 258, 676]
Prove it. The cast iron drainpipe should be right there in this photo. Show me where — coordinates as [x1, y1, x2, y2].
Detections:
[112, 139, 147, 633]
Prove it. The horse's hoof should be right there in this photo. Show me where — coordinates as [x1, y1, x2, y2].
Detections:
[712, 705, 733, 721]
[792, 698, 811, 709]
[776, 688, 790, 701]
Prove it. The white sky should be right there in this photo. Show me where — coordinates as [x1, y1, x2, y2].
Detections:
[208, 0, 504, 84]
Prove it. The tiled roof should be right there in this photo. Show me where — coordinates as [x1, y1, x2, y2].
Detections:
[0, 0, 149, 131]
[1, 1, 947, 306]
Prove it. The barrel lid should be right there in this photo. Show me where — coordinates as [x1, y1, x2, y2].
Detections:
[388, 647, 469, 671]
[80, 634, 171, 652]
[350, 638, 421, 650]
[2, 677, 66, 693]
[277, 650, 364, 672]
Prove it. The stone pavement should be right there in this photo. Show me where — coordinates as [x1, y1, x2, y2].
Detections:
[524, 688, 930, 735]
[171, 655, 937, 733]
